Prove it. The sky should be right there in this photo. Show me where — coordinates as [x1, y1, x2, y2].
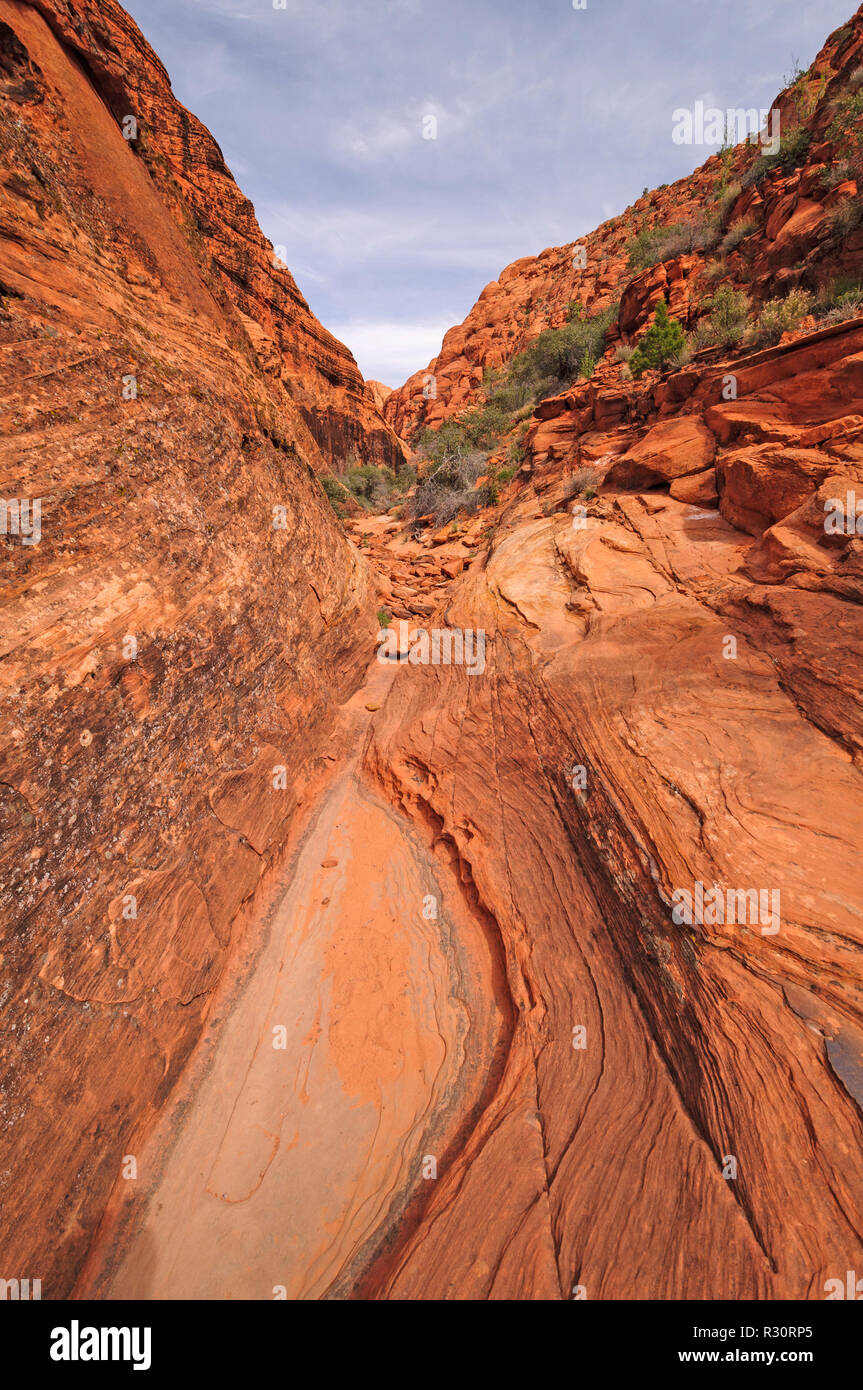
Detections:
[124, 0, 857, 386]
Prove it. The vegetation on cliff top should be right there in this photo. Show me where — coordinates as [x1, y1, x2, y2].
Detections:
[406, 301, 617, 522]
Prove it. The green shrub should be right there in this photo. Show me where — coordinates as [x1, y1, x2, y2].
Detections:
[776, 126, 812, 170]
[826, 90, 863, 178]
[692, 286, 751, 349]
[321, 474, 346, 518]
[629, 299, 686, 377]
[750, 288, 814, 347]
[578, 348, 597, 378]
[497, 465, 516, 483]
[828, 89, 863, 140]
[411, 303, 618, 513]
[507, 420, 529, 464]
[343, 463, 398, 509]
[741, 125, 812, 189]
[377, 608, 392, 627]
[626, 217, 720, 271]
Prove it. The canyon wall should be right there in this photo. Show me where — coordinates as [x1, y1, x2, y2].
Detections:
[0, 0, 383, 1295]
[20, 0, 406, 474]
[2, 0, 862, 1303]
[358, 7, 863, 1297]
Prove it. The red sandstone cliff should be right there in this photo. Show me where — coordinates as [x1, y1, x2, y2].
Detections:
[0, 0, 385, 1294]
[2, 0, 863, 1307]
[16, 0, 405, 473]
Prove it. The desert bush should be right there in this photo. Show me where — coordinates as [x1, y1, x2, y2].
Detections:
[703, 259, 726, 282]
[507, 420, 530, 464]
[821, 158, 853, 190]
[741, 126, 812, 190]
[829, 24, 853, 51]
[615, 343, 634, 361]
[626, 218, 720, 271]
[321, 474, 347, 518]
[689, 320, 716, 351]
[565, 465, 601, 498]
[720, 218, 756, 255]
[629, 299, 686, 377]
[692, 285, 752, 349]
[750, 287, 814, 347]
[775, 126, 813, 171]
[413, 419, 476, 467]
[716, 181, 743, 230]
[344, 463, 399, 510]
[827, 90, 863, 175]
[828, 196, 863, 238]
[407, 450, 488, 524]
[814, 277, 863, 323]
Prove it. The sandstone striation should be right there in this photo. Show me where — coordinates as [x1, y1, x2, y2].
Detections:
[2, 0, 863, 1306]
[0, 0, 385, 1295]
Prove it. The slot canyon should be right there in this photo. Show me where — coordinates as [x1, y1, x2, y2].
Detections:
[1, 0, 862, 1306]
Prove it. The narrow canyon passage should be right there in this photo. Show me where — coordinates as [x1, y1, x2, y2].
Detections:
[74, 659, 507, 1300]
[5, 0, 863, 1320]
[75, 483, 863, 1300]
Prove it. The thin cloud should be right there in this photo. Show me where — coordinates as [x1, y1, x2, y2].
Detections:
[125, 0, 856, 385]
[327, 319, 454, 385]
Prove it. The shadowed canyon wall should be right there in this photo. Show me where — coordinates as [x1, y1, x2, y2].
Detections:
[0, 0, 388, 1294]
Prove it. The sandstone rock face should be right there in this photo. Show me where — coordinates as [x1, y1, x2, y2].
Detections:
[0, 0, 381, 1295]
[606, 416, 715, 489]
[365, 380, 393, 413]
[3, 0, 863, 1307]
[15, 0, 406, 475]
[352, 489, 863, 1300]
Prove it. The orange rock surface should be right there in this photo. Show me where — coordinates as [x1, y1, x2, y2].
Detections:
[2, 0, 863, 1305]
[0, 0, 384, 1295]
